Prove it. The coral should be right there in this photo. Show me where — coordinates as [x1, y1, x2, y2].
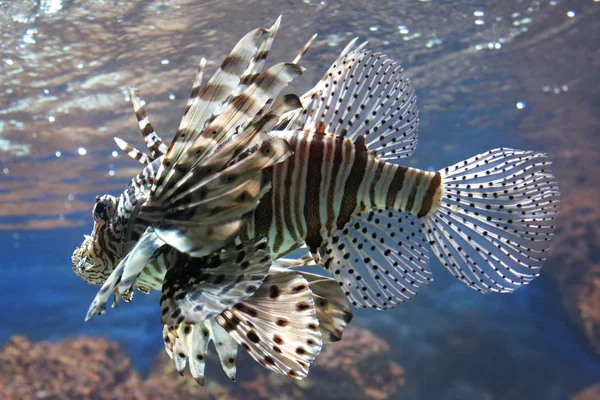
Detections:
[571, 383, 600, 400]
[230, 326, 405, 400]
[0, 336, 144, 400]
[0, 326, 403, 399]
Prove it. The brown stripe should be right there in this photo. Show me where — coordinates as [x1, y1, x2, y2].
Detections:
[135, 108, 147, 121]
[369, 162, 385, 208]
[417, 172, 442, 218]
[189, 86, 201, 100]
[200, 82, 234, 101]
[293, 133, 306, 237]
[240, 72, 260, 86]
[280, 150, 300, 250]
[253, 174, 273, 238]
[254, 70, 279, 88]
[336, 138, 368, 229]
[326, 137, 344, 231]
[142, 123, 154, 136]
[385, 166, 407, 209]
[230, 92, 256, 114]
[255, 50, 269, 61]
[405, 171, 424, 213]
[304, 133, 325, 253]
[272, 151, 287, 253]
[220, 54, 247, 75]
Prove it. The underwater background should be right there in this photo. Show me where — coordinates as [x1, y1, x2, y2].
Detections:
[1, 0, 599, 399]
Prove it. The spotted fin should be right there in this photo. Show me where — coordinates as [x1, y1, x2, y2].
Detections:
[216, 268, 322, 379]
[294, 269, 352, 342]
[160, 238, 271, 327]
[316, 211, 432, 310]
[297, 42, 418, 160]
[423, 148, 560, 293]
[163, 266, 352, 384]
[164, 320, 238, 385]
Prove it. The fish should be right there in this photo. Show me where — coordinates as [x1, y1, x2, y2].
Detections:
[72, 18, 351, 382]
[72, 17, 560, 383]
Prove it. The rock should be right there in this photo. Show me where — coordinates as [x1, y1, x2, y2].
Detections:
[230, 326, 405, 400]
[145, 351, 232, 400]
[0, 335, 143, 400]
[0, 327, 403, 399]
[528, 101, 600, 358]
[571, 383, 600, 400]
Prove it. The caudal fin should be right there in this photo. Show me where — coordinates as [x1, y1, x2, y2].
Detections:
[312, 148, 559, 311]
[423, 148, 560, 293]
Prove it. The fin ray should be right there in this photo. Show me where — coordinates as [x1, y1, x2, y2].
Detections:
[160, 238, 271, 326]
[216, 268, 323, 379]
[424, 148, 560, 293]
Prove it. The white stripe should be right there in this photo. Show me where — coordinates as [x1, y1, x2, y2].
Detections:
[397, 167, 419, 211]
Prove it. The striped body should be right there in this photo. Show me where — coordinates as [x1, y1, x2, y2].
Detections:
[91, 129, 440, 289]
[242, 130, 442, 258]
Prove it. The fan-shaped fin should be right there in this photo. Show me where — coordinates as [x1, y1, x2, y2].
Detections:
[160, 238, 272, 326]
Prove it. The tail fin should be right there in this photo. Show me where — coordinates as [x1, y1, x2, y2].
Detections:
[423, 148, 560, 293]
[312, 148, 559, 310]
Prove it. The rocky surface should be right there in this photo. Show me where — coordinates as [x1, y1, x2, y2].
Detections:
[520, 99, 600, 359]
[233, 326, 405, 400]
[149, 325, 404, 400]
[571, 383, 600, 400]
[0, 336, 143, 400]
[503, 3, 600, 385]
[0, 326, 403, 399]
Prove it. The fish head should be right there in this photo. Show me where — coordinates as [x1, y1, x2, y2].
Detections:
[72, 194, 121, 285]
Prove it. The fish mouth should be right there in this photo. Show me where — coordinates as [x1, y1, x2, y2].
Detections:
[71, 235, 98, 278]
[72, 246, 91, 275]
[72, 250, 93, 274]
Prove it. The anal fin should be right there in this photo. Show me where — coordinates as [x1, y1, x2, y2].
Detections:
[317, 210, 432, 310]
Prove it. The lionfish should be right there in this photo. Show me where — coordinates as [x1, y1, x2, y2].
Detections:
[72, 17, 560, 385]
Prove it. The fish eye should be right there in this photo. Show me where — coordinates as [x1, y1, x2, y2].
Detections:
[93, 195, 116, 223]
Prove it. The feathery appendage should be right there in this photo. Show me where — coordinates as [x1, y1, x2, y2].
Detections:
[162, 264, 352, 384]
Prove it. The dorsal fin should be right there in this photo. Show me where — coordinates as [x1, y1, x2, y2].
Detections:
[294, 41, 419, 161]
